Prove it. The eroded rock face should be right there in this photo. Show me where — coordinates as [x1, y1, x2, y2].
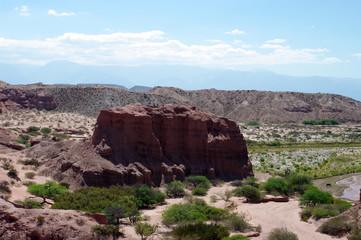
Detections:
[28, 104, 252, 188]
[91, 103, 252, 186]
[0, 198, 104, 240]
[0, 88, 56, 113]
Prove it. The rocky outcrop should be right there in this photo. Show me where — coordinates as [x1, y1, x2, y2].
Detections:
[0, 198, 103, 240]
[0, 88, 56, 113]
[28, 104, 252, 188]
[0, 130, 25, 150]
[91, 104, 252, 186]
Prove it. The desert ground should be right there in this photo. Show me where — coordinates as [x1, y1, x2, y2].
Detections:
[1, 108, 361, 239]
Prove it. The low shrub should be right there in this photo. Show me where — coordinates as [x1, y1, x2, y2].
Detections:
[300, 189, 333, 207]
[192, 186, 207, 196]
[22, 158, 41, 167]
[264, 178, 288, 195]
[0, 181, 11, 194]
[25, 172, 36, 179]
[91, 224, 123, 239]
[40, 128, 52, 135]
[268, 228, 298, 240]
[300, 200, 352, 221]
[222, 235, 250, 240]
[27, 126, 40, 133]
[134, 222, 158, 240]
[17, 199, 42, 209]
[52, 185, 136, 213]
[245, 177, 258, 187]
[165, 181, 185, 198]
[7, 167, 19, 179]
[135, 185, 165, 208]
[245, 121, 260, 127]
[318, 216, 352, 236]
[222, 213, 251, 232]
[162, 203, 228, 225]
[231, 180, 243, 187]
[233, 185, 261, 202]
[37, 215, 45, 225]
[172, 223, 229, 240]
[186, 176, 211, 189]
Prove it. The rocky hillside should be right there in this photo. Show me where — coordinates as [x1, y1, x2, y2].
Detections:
[1, 82, 361, 123]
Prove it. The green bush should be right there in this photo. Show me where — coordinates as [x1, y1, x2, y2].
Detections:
[302, 119, 339, 125]
[222, 235, 250, 240]
[300, 200, 352, 221]
[40, 127, 52, 135]
[16, 199, 42, 209]
[186, 176, 211, 189]
[22, 158, 41, 167]
[52, 185, 135, 213]
[300, 189, 333, 206]
[222, 213, 251, 232]
[264, 178, 288, 195]
[245, 176, 258, 187]
[28, 181, 69, 204]
[245, 121, 260, 127]
[134, 222, 158, 240]
[27, 126, 40, 133]
[0, 181, 11, 194]
[233, 185, 261, 202]
[51, 133, 70, 141]
[7, 167, 19, 179]
[288, 174, 311, 186]
[172, 223, 229, 240]
[162, 203, 228, 225]
[165, 181, 185, 198]
[192, 186, 207, 196]
[318, 216, 352, 236]
[268, 228, 298, 240]
[25, 172, 36, 179]
[231, 180, 243, 187]
[91, 225, 123, 239]
[135, 185, 165, 208]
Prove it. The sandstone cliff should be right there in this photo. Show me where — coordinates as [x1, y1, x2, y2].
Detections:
[27, 104, 252, 188]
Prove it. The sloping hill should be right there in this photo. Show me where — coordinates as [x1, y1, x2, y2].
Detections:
[1, 83, 361, 124]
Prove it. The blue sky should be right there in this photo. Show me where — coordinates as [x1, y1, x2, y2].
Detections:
[1, 0, 361, 78]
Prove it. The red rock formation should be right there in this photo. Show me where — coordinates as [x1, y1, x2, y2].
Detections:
[92, 103, 252, 186]
[0, 88, 56, 113]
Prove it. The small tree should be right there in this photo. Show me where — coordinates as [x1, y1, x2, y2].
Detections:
[134, 222, 158, 240]
[165, 180, 185, 198]
[104, 202, 126, 224]
[135, 185, 165, 209]
[185, 176, 211, 189]
[27, 181, 69, 204]
[234, 185, 261, 203]
[300, 189, 333, 207]
[264, 177, 288, 195]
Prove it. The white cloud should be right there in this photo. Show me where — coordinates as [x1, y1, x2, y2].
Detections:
[205, 40, 224, 43]
[15, 6, 30, 16]
[261, 44, 290, 49]
[0, 31, 341, 66]
[353, 53, 361, 57]
[48, 9, 75, 16]
[226, 29, 246, 35]
[266, 39, 286, 44]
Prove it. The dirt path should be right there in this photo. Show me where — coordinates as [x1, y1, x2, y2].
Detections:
[236, 199, 346, 240]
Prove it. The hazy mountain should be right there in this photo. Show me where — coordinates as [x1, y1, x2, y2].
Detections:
[0, 61, 360, 101]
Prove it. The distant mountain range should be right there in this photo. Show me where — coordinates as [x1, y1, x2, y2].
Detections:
[1, 60, 360, 101]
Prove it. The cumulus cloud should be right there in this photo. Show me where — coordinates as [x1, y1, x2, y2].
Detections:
[48, 9, 75, 16]
[266, 38, 286, 44]
[226, 29, 246, 35]
[0, 31, 341, 66]
[15, 6, 30, 16]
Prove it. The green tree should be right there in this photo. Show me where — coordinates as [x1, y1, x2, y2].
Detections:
[135, 185, 165, 209]
[234, 185, 261, 203]
[104, 202, 126, 224]
[300, 189, 333, 207]
[186, 176, 211, 189]
[264, 177, 288, 195]
[27, 181, 68, 204]
[165, 180, 185, 198]
[134, 222, 158, 240]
